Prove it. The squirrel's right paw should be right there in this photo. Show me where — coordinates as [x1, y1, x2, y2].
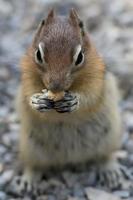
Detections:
[9, 170, 41, 197]
[30, 93, 54, 112]
[12, 175, 33, 195]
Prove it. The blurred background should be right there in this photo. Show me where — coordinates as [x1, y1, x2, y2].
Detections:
[0, 0, 133, 199]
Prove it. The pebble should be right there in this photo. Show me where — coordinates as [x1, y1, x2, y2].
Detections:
[9, 123, 19, 133]
[67, 197, 81, 200]
[72, 185, 84, 197]
[2, 134, 11, 147]
[0, 108, 9, 118]
[128, 154, 133, 166]
[46, 195, 56, 200]
[116, 13, 133, 27]
[4, 153, 12, 164]
[115, 150, 128, 160]
[85, 187, 120, 200]
[124, 112, 133, 131]
[0, 170, 14, 187]
[113, 190, 130, 199]
[0, 191, 6, 200]
[37, 196, 48, 200]
[0, 67, 10, 81]
[79, 171, 97, 187]
[0, 164, 4, 174]
[0, 145, 7, 156]
[0, 0, 12, 15]
[47, 178, 65, 188]
[57, 188, 71, 200]
[125, 140, 133, 154]
[38, 180, 49, 193]
[62, 172, 78, 188]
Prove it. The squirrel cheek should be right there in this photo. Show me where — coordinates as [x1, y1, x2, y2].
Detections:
[42, 76, 49, 89]
[64, 77, 74, 90]
[62, 73, 72, 90]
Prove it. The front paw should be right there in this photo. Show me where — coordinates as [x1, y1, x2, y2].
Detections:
[54, 92, 79, 113]
[30, 92, 54, 112]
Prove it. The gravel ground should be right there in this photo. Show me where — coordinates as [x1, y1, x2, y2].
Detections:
[0, 0, 133, 199]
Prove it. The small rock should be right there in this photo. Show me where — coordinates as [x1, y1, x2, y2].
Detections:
[38, 180, 49, 193]
[85, 187, 121, 200]
[78, 171, 97, 187]
[0, 0, 12, 15]
[113, 190, 130, 199]
[57, 188, 71, 200]
[124, 112, 133, 132]
[37, 195, 48, 200]
[4, 153, 12, 164]
[0, 164, 4, 174]
[48, 178, 64, 188]
[0, 122, 9, 133]
[129, 185, 133, 196]
[72, 185, 84, 197]
[2, 134, 11, 147]
[47, 195, 55, 200]
[128, 154, 133, 165]
[0, 145, 7, 155]
[8, 131, 19, 144]
[62, 172, 78, 188]
[122, 132, 129, 149]
[0, 108, 9, 118]
[0, 191, 6, 200]
[115, 150, 128, 161]
[9, 123, 19, 132]
[23, 198, 31, 200]
[118, 13, 133, 27]
[125, 140, 133, 154]
[67, 197, 80, 200]
[0, 170, 14, 187]
[0, 67, 10, 81]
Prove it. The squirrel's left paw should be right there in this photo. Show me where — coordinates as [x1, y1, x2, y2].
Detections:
[98, 160, 123, 190]
[54, 92, 79, 113]
[30, 92, 54, 112]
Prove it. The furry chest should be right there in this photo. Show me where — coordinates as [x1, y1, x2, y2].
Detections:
[29, 118, 109, 165]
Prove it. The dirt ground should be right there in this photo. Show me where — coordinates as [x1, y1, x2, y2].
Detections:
[0, 0, 133, 199]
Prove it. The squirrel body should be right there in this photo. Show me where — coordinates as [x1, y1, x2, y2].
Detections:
[16, 9, 122, 191]
[18, 73, 121, 168]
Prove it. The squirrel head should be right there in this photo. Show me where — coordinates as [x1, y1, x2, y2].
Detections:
[31, 9, 101, 93]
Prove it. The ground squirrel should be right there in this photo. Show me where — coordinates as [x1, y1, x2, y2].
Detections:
[16, 9, 122, 193]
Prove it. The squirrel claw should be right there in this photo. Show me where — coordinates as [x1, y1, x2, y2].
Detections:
[30, 93, 54, 112]
[9, 170, 42, 197]
[54, 92, 79, 113]
[98, 161, 123, 190]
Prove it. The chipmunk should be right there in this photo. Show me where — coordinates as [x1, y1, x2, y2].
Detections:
[15, 9, 122, 193]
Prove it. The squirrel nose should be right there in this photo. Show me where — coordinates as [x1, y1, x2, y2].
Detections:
[48, 81, 63, 92]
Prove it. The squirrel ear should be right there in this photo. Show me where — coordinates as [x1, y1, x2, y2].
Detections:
[69, 8, 80, 25]
[46, 9, 55, 24]
[33, 19, 45, 45]
[69, 8, 84, 35]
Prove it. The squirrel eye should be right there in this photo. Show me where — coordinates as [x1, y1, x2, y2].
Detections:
[73, 45, 84, 67]
[35, 49, 43, 64]
[75, 51, 84, 66]
[35, 42, 45, 65]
